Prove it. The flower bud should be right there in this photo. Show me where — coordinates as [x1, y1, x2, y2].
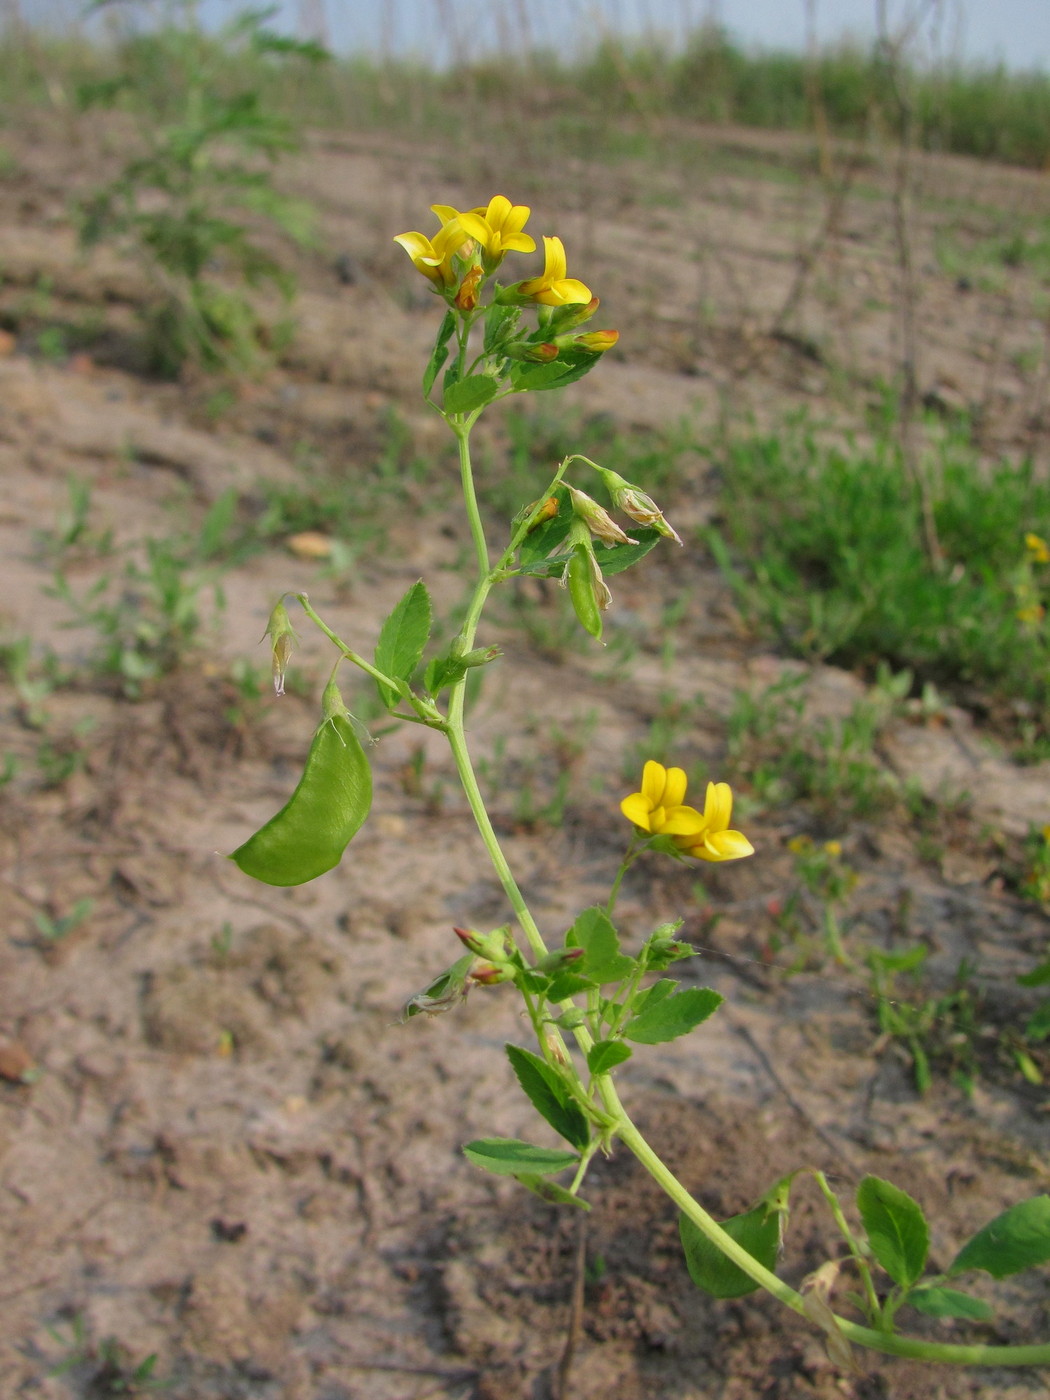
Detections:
[469, 960, 515, 985]
[503, 340, 559, 362]
[514, 495, 560, 531]
[454, 924, 513, 963]
[592, 467, 682, 545]
[535, 946, 586, 975]
[459, 644, 502, 668]
[263, 598, 297, 695]
[567, 486, 635, 547]
[548, 296, 600, 331]
[572, 330, 619, 353]
[454, 263, 483, 312]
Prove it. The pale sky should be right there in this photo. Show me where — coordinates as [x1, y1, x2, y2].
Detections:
[255, 0, 1050, 71]
[49, 0, 1050, 72]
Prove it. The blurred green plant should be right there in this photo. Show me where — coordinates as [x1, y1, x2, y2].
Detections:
[725, 670, 900, 822]
[45, 1311, 161, 1394]
[49, 537, 222, 697]
[33, 477, 114, 563]
[76, 3, 326, 376]
[708, 419, 1050, 745]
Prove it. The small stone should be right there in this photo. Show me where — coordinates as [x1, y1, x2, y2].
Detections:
[287, 531, 332, 559]
[0, 1040, 37, 1083]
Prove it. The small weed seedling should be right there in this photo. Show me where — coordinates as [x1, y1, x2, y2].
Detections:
[34, 898, 94, 945]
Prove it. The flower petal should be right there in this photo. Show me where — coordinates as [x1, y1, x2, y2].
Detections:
[542, 235, 568, 283]
[658, 806, 706, 836]
[485, 194, 513, 227]
[640, 761, 666, 807]
[620, 793, 653, 830]
[394, 231, 436, 262]
[663, 767, 688, 808]
[700, 829, 755, 862]
[703, 781, 733, 832]
[544, 277, 592, 306]
[456, 211, 493, 246]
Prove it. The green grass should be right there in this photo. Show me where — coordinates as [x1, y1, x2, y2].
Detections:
[6, 22, 1050, 171]
[708, 419, 1050, 741]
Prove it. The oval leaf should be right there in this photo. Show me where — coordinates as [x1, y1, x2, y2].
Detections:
[908, 1287, 994, 1321]
[505, 1045, 590, 1152]
[565, 907, 636, 984]
[443, 374, 499, 415]
[949, 1195, 1050, 1279]
[680, 1205, 781, 1299]
[625, 986, 723, 1045]
[462, 1138, 578, 1178]
[587, 1040, 633, 1075]
[517, 1174, 590, 1209]
[374, 580, 431, 708]
[423, 310, 456, 396]
[857, 1176, 929, 1287]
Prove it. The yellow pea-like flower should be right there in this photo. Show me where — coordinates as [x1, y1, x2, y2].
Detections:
[437, 195, 536, 264]
[518, 236, 592, 307]
[393, 220, 471, 288]
[620, 760, 706, 837]
[673, 781, 755, 864]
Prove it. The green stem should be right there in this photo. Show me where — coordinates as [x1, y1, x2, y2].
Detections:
[294, 595, 396, 692]
[812, 1170, 882, 1323]
[609, 1081, 1050, 1366]
[452, 419, 490, 582]
[606, 843, 640, 916]
[444, 422, 548, 963]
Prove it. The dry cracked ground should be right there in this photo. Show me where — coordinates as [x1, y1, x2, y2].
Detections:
[0, 109, 1049, 1399]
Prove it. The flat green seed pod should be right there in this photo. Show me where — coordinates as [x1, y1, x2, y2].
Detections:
[230, 711, 372, 885]
[567, 546, 603, 639]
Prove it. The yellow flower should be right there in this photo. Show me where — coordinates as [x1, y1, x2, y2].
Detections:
[1017, 603, 1046, 624]
[673, 782, 755, 864]
[620, 760, 706, 837]
[518, 236, 592, 307]
[437, 195, 535, 264]
[1025, 532, 1050, 564]
[393, 219, 472, 288]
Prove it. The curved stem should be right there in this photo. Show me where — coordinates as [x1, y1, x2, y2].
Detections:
[606, 1080, 1050, 1366]
[452, 420, 489, 582]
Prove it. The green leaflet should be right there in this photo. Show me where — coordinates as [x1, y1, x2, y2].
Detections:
[949, 1196, 1050, 1279]
[505, 1045, 590, 1151]
[462, 1137, 579, 1178]
[374, 580, 431, 709]
[857, 1176, 929, 1288]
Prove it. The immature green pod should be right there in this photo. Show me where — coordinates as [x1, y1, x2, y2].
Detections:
[566, 544, 604, 640]
[229, 700, 372, 886]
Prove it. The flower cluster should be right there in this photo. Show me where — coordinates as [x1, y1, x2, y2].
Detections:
[621, 761, 754, 863]
[394, 195, 618, 355]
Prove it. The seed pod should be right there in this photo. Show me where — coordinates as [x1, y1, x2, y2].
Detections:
[566, 544, 603, 640]
[230, 695, 372, 886]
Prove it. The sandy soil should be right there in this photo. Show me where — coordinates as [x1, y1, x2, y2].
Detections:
[1, 112, 1048, 1398]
